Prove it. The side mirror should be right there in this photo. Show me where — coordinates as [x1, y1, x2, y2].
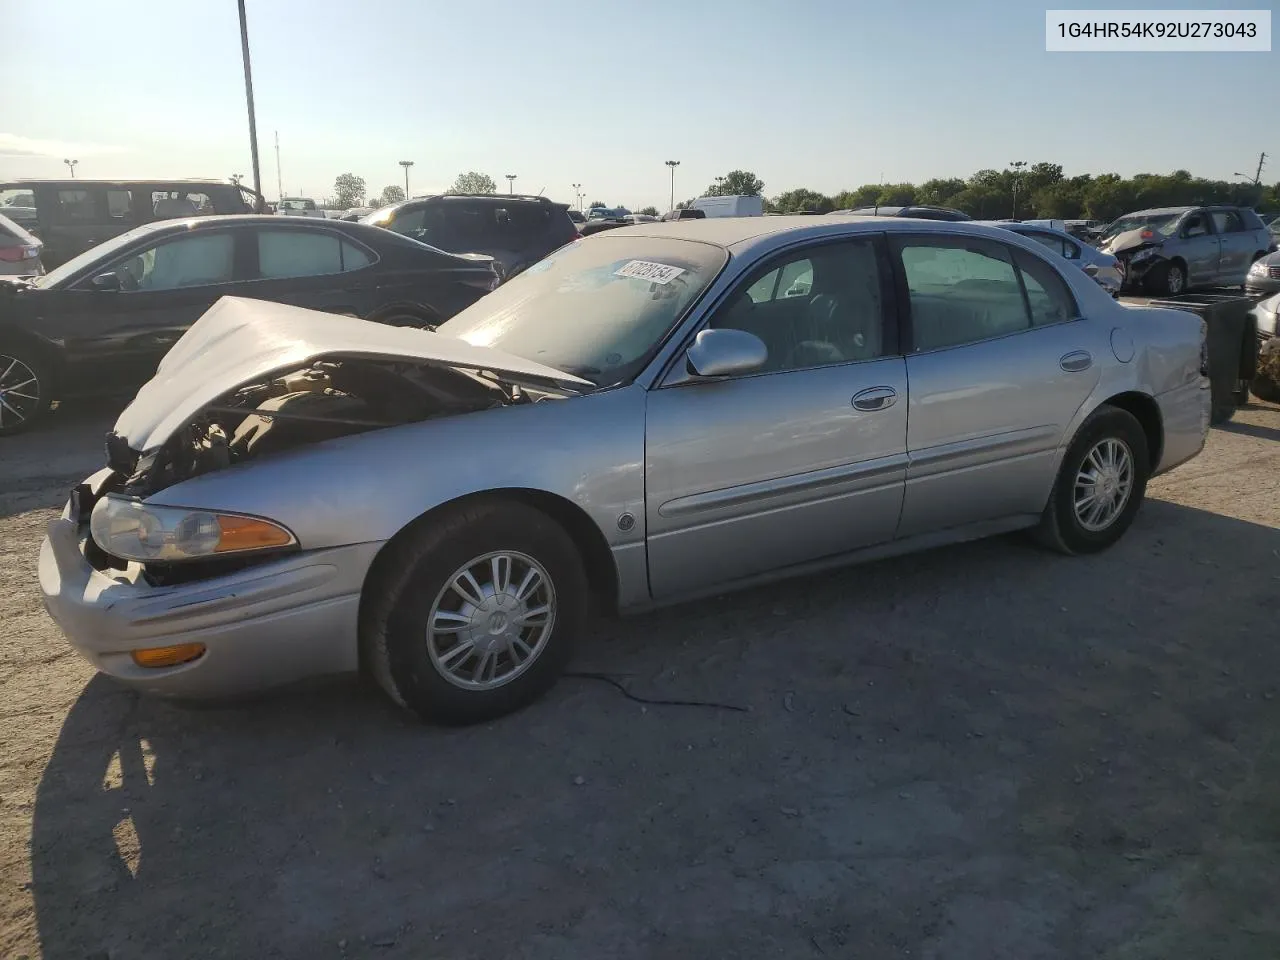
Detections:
[685, 328, 767, 379]
[91, 272, 121, 291]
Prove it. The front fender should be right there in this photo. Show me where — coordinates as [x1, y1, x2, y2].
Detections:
[145, 383, 649, 556]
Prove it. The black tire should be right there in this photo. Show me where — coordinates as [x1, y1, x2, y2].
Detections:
[1145, 260, 1187, 297]
[1251, 373, 1280, 403]
[360, 499, 588, 725]
[0, 346, 55, 437]
[1210, 401, 1237, 425]
[1035, 405, 1150, 556]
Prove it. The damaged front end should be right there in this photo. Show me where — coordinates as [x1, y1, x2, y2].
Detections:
[104, 354, 531, 498]
[1102, 228, 1168, 291]
[74, 297, 594, 586]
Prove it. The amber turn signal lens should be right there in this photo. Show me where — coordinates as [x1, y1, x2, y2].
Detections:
[214, 516, 294, 553]
[130, 642, 206, 668]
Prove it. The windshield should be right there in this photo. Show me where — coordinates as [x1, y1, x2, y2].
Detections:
[434, 236, 728, 387]
[32, 224, 167, 288]
[1102, 213, 1180, 240]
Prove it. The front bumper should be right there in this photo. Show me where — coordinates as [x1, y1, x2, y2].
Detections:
[1245, 275, 1280, 296]
[39, 479, 382, 698]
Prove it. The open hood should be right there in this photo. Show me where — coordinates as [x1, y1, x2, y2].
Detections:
[1103, 227, 1163, 254]
[113, 296, 591, 452]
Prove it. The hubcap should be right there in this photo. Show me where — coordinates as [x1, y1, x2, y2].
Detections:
[0, 355, 40, 429]
[1168, 267, 1184, 294]
[426, 550, 555, 691]
[1074, 437, 1134, 532]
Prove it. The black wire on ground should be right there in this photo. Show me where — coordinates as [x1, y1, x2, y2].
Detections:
[563, 671, 750, 713]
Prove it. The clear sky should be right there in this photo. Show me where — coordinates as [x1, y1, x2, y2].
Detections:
[1, 0, 1272, 211]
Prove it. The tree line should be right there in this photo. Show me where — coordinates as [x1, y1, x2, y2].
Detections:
[679, 165, 1278, 222]
[333, 164, 1278, 221]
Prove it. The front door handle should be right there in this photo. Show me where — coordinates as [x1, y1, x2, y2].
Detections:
[1059, 350, 1093, 373]
[851, 386, 897, 411]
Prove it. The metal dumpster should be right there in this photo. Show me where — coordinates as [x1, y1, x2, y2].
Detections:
[1145, 289, 1263, 424]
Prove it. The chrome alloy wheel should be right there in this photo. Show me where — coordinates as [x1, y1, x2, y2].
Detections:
[426, 550, 556, 690]
[0, 355, 40, 430]
[1074, 437, 1134, 532]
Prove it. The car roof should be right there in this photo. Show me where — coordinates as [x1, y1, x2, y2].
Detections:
[618, 214, 1039, 255]
[1125, 206, 1194, 216]
[0, 178, 235, 187]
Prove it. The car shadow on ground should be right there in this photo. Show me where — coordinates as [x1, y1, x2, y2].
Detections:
[30, 501, 1280, 959]
[1219, 414, 1280, 443]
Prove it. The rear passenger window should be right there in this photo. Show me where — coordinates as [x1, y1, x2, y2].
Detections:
[897, 238, 1029, 351]
[1211, 210, 1245, 234]
[1013, 249, 1078, 327]
[107, 189, 132, 220]
[56, 189, 97, 223]
[257, 230, 372, 278]
[1026, 231, 1065, 256]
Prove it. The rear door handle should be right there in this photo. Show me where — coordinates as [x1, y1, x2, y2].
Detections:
[851, 386, 897, 411]
[1059, 350, 1093, 373]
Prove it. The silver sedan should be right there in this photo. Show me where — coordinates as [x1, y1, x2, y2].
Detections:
[39, 217, 1213, 724]
[982, 220, 1124, 296]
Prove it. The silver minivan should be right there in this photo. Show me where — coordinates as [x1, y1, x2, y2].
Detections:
[1099, 206, 1275, 295]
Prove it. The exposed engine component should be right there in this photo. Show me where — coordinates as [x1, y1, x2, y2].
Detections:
[115, 355, 553, 497]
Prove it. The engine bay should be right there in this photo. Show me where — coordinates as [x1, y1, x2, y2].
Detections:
[108, 356, 562, 497]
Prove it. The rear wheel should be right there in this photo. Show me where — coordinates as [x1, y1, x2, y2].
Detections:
[361, 500, 588, 725]
[0, 348, 54, 437]
[1035, 406, 1150, 555]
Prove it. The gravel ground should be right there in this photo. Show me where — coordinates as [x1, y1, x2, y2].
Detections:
[1, 397, 1278, 960]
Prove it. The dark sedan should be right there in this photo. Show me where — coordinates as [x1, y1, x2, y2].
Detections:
[0, 216, 500, 435]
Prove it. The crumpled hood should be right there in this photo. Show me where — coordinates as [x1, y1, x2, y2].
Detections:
[1104, 227, 1163, 255]
[113, 296, 591, 453]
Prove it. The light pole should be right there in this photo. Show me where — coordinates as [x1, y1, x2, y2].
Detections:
[505, 174, 517, 194]
[64, 159, 78, 178]
[236, 0, 263, 209]
[1009, 160, 1026, 219]
[571, 182, 582, 210]
[715, 175, 725, 195]
[231, 173, 243, 186]
[399, 160, 414, 198]
[665, 159, 680, 213]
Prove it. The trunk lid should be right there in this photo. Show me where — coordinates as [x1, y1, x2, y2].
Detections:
[113, 296, 591, 452]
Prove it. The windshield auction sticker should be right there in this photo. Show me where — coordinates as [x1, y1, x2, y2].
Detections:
[1046, 9, 1270, 51]
[615, 260, 686, 285]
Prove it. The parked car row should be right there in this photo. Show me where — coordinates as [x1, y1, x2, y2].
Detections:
[0, 179, 265, 267]
[0, 216, 501, 435]
[36, 215, 1213, 725]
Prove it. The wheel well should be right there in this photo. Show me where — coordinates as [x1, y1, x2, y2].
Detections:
[368, 302, 438, 325]
[359, 488, 620, 619]
[1168, 256, 1188, 273]
[0, 330, 65, 392]
[1101, 392, 1163, 469]
[1251, 250, 1267, 263]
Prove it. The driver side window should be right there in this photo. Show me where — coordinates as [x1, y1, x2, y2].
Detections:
[117, 233, 235, 291]
[709, 240, 888, 374]
[1183, 212, 1209, 238]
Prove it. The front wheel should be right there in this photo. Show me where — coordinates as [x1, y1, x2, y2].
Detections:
[361, 500, 588, 725]
[1146, 260, 1187, 296]
[0, 347, 54, 437]
[1035, 406, 1150, 555]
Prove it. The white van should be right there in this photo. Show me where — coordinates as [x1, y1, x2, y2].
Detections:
[689, 195, 764, 218]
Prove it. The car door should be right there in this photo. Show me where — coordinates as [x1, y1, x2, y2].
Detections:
[891, 234, 1104, 539]
[644, 236, 908, 600]
[48, 227, 252, 389]
[1177, 209, 1221, 285]
[1210, 209, 1251, 282]
[240, 226, 380, 314]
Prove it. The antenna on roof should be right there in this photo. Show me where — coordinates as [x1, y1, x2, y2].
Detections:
[536, 186, 545, 196]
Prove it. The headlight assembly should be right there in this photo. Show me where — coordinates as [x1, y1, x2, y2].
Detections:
[90, 496, 296, 563]
[1130, 247, 1162, 264]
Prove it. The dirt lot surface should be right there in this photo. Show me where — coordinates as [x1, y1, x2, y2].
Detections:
[2, 398, 1278, 960]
